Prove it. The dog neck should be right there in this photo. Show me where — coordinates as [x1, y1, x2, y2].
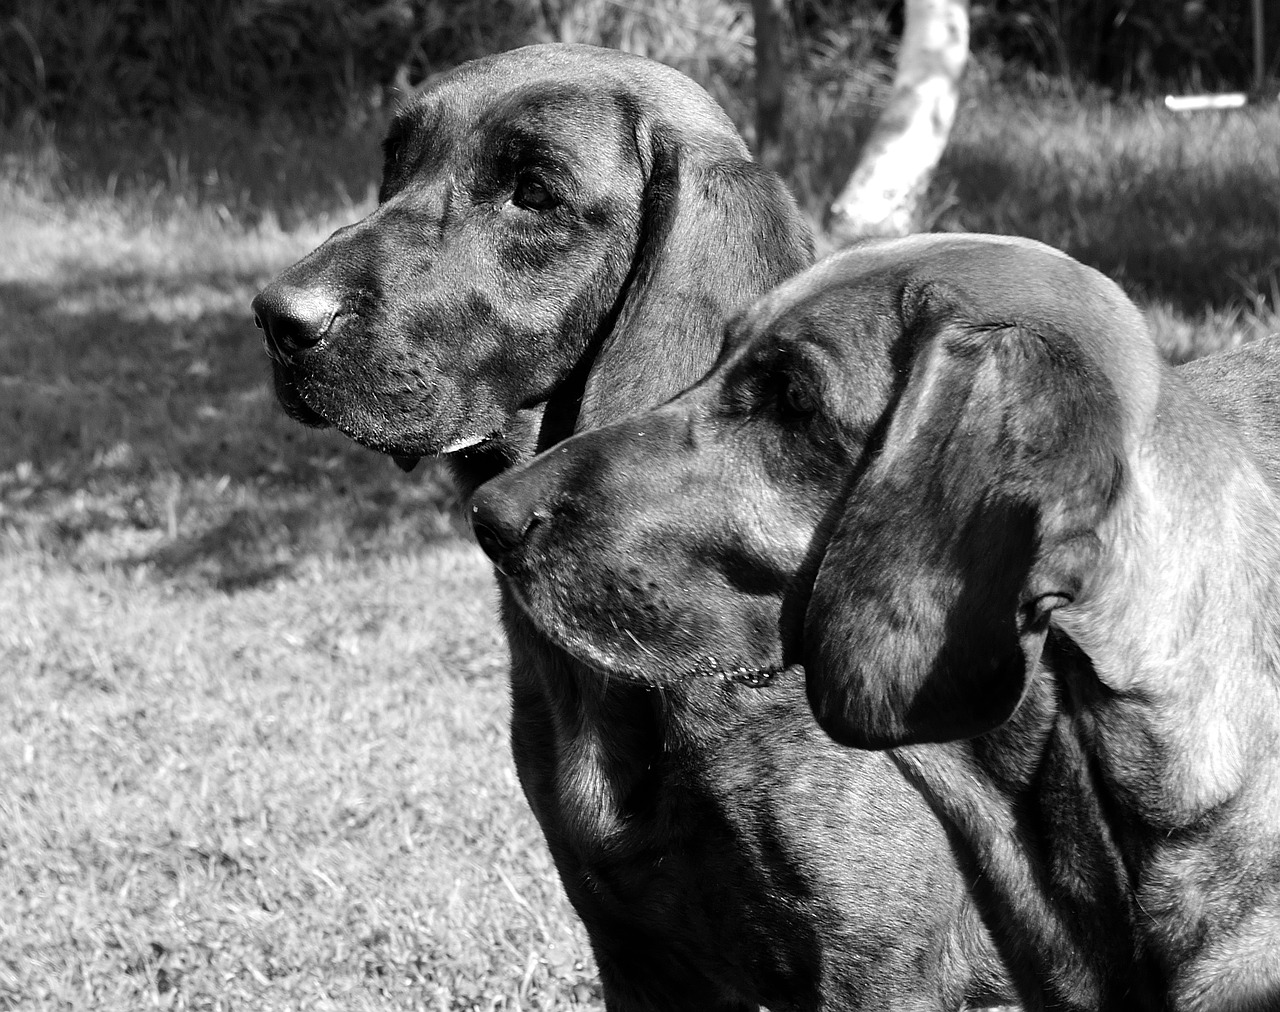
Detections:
[1054, 380, 1280, 829]
[500, 587, 666, 855]
[893, 682, 1168, 1010]
[1045, 375, 1280, 996]
[891, 376, 1280, 1010]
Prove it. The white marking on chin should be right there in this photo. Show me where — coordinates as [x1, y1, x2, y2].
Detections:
[443, 433, 487, 454]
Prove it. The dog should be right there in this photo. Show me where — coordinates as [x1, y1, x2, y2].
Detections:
[469, 233, 1280, 1011]
[252, 46, 1020, 1011]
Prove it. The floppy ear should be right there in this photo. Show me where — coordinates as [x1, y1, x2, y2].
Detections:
[576, 120, 812, 428]
[804, 288, 1127, 750]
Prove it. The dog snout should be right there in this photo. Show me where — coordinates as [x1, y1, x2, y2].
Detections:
[252, 283, 341, 363]
[470, 485, 546, 565]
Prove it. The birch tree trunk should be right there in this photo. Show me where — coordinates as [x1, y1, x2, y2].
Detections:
[827, 0, 969, 245]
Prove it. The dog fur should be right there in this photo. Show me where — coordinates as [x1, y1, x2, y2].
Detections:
[471, 233, 1280, 1011]
[254, 49, 1015, 1011]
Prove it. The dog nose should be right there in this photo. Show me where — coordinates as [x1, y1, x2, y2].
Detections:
[252, 284, 341, 362]
[470, 485, 543, 564]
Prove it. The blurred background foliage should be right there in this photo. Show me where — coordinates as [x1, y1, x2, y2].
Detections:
[1, 0, 1273, 125]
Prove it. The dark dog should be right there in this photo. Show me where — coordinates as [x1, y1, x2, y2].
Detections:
[471, 233, 1280, 1011]
[253, 47, 1016, 1010]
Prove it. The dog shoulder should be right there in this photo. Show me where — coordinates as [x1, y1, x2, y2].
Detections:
[1178, 336, 1280, 485]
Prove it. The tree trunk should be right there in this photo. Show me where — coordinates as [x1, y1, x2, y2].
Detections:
[752, 0, 787, 173]
[827, 0, 969, 245]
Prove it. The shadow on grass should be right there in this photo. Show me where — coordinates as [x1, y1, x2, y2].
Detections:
[0, 262, 466, 591]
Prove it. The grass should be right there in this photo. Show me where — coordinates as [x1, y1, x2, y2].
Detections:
[0, 549, 600, 1011]
[1, 62, 1278, 1011]
[1, 142, 604, 1010]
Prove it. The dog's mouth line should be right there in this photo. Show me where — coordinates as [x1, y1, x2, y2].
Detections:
[325, 418, 503, 472]
[273, 364, 503, 462]
[596, 657, 792, 689]
[273, 371, 336, 430]
[497, 571, 792, 688]
[531, 598, 789, 687]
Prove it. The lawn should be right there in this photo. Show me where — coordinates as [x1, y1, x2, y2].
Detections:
[1, 74, 1277, 1011]
[0, 165, 603, 1010]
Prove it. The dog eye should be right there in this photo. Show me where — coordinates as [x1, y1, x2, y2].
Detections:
[778, 375, 818, 419]
[512, 175, 557, 211]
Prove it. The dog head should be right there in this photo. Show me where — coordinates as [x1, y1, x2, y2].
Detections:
[252, 44, 810, 489]
[470, 235, 1159, 729]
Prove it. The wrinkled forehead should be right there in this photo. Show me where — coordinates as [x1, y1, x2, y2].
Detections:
[389, 78, 636, 181]
[720, 254, 904, 370]
[387, 45, 742, 174]
[713, 234, 1076, 389]
[733, 232, 1150, 361]
[745, 234, 1068, 327]
[724, 231, 1158, 429]
[424, 44, 742, 137]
